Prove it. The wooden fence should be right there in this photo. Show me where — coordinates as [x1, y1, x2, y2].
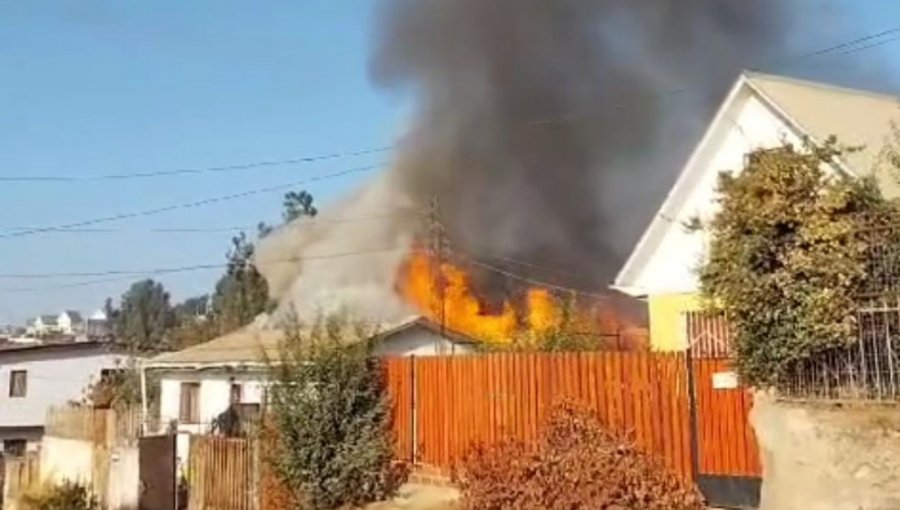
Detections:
[201, 352, 759, 510]
[45, 406, 141, 445]
[386, 352, 696, 481]
[188, 435, 256, 510]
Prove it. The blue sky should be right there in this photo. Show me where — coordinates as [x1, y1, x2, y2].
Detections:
[0, 1, 404, 323]
[0, 1, 899, 324]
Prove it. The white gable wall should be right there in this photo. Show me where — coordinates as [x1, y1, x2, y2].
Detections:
[0, 348, 126, 428]
[626, 89, 807, 296]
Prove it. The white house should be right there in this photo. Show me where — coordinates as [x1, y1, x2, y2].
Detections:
[57, 310, 85, 336]
[613, 71, 900, 351]
[26, 315, 60, 337]
[0, 341, 129, 455]
[141, 317, 477, 464]
[86, 309, 110, 339]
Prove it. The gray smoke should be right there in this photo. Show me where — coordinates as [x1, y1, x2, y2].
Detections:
[369, 0, 800, 290]
[258, 0, 876, 322]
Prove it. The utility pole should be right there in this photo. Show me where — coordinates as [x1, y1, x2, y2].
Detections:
[426, 195, 449, 352]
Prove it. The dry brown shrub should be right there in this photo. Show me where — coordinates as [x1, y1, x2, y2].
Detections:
[456, 401, 704, 510]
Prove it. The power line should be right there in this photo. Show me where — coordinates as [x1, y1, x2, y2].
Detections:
[529, 24, 900, 128]
[0, 163, 384, 240]
[0, 147, 389, 183]
[0, 211, 418, 235]
[772, 25, 900, 65]
[444, 249, 614, 300]
[0, 246, 407, 292]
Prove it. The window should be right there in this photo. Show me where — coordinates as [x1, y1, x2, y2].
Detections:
[179, 382, 201, 424]
[9, 370, 26, 398]
[3, 439, 26, 457]
[230, 383, 242, 405]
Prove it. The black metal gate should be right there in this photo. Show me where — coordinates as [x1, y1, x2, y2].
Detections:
[139, 434, 177, 510]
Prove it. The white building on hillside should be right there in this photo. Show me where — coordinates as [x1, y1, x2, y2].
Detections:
[26, 315, 60, 337]
[57, 310, 85, 336]
[0, 342, 129, 455]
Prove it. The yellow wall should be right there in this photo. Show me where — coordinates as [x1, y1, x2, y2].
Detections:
[648, 292, 702, 352]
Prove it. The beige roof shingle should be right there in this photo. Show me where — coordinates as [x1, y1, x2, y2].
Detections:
[146, 327, 284, 368]
[745, 72, 900, 197]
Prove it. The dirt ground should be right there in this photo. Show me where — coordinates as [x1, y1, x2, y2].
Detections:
[364, 484, 459, 510]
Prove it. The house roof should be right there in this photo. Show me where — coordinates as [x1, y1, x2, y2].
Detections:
[0, 340, 123, 356]
[615, 71, 900, 294]
[371, 316, 479, 346]
[744, 72, 900, 197]
[62, 310, 84, 323]
[39, 315, 58, 326]
[144, 316, 478, 369]
[145, 327, 285, 368]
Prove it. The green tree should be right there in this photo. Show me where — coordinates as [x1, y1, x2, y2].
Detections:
[283, 190, 318, 222]
[210, 189, 318, 335]
[210, 232, 271, 334]
[113, 279, 175, 353]
[170, 294, 217, 349]
[698, 140, 894, 386]
[267, 315, 402, 509]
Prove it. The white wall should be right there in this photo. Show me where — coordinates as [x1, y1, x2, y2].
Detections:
[0, 347, 127, 428]
[39, 436, 93, 485]
[373, 327, 474, 357]
[106, 444, 139, 510]
[156, 371, 264, 467]
[629, 91, 807, 295]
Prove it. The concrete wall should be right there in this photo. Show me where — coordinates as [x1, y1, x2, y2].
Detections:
[39, 436, 139, 510]
[751, 392, 900, 510]
[39, 436, 93, 485]
[106, 444, 139, 510]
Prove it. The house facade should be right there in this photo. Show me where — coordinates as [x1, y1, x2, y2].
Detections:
[0, 342, 128, 455]
[142, 317, 476, 464]
[57, 311, 85, 336]
[614, 71, 900, 351]
[26, 315, 60, 337]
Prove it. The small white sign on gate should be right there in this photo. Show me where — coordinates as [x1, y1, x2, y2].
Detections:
[712, 371, 739, 390]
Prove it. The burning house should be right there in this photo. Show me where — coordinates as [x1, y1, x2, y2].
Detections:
[253, 0, 860, 346]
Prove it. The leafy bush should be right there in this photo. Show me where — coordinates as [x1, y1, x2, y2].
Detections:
[19, 480, 98, 510]
[698, 140, 895, 386]
[266, 315, 405, 509]
[457, 401, 704, 510]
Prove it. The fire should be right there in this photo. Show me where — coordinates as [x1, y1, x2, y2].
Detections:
[398, 251, 562, 343]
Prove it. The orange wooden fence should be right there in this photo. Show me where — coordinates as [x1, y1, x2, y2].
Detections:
[188, 435, 255, 510]
[692, 358, 761, 478]
[386, 352, 695, 481]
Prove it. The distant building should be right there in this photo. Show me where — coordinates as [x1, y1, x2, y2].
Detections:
[26, 315, 61, 337]
[0, 341, 128, 455]
[57, 311, 85, 336]
[86, 309, 110, 339]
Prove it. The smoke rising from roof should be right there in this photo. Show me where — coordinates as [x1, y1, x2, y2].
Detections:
[258, 0, 876, 322]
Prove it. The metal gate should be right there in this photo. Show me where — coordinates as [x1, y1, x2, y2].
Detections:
[690, 357, 761, 508]
[139, 434, 177, 510]
[686, 312, 762, 509]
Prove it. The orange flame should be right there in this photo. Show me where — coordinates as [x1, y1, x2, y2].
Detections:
[397, 250, 650, 349]
[398, 251, 562, 343]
